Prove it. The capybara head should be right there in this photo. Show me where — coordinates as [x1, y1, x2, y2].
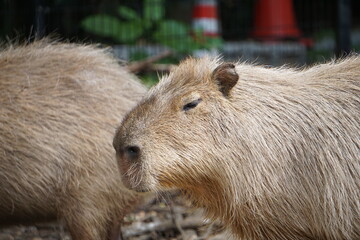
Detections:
[113, 58, 239, 194]
[114, 56, 360, 239]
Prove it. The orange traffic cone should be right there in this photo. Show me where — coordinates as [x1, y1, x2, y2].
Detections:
[252, 0, 301, 41]
[192, 0, 220, 57]
[192, 0, 220, 37]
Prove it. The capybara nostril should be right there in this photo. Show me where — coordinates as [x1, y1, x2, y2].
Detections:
[124, 145, 141, 161]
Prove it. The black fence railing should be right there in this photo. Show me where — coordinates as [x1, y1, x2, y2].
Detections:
[0, 0, 358, 66]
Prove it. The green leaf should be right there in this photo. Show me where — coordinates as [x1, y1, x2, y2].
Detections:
[175, 36, 201, 52]
[144, 0, 164, 21]
[203, 37, 223, 49]
[153, 20, 188, 41]
[81, 13, 145, 43]
[81, 14, 121, 38]
[114, 20, 144, 43]
[140, 72, 159, 87]
[190, 28, 223, 50]
[153, 20, 198, 52]
[118, 6, 140, 20]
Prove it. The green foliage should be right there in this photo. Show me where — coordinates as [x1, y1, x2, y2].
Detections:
[139, 72, 160, 87]
[118, 6, 139, 21]
[82, 7, 144, 43]
[81, 1, 222, 54]
[313, 29, 335, 41]
[153, 20, 198, 52]
[307, 49, 334, 63]
[307, 29, 335, 63]
[82, 14, 118, 38]
[144, 0, 164, 21]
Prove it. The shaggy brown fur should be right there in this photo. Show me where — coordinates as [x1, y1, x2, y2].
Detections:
[114, 56, 360, 240]
[0, 40, 147, 240]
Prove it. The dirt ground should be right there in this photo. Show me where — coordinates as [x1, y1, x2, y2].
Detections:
[0, 193, 229, 240]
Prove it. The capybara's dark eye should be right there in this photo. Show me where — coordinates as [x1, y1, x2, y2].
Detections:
[183, 98, 202, 111]
[125, 146, 141, 160]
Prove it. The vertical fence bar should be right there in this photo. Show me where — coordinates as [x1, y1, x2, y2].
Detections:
[34, 0, 46, 38]
[336, 0, 351, 57]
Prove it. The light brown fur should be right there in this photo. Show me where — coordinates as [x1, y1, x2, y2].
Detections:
[114, 56, 360, 240]
[0, 40, 147, 239]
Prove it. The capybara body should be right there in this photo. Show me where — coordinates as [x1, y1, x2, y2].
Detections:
[0, 40, 146, 239]
[114, 57, 360, 240]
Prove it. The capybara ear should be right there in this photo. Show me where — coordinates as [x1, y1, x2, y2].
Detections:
[211, 63, 239, 97]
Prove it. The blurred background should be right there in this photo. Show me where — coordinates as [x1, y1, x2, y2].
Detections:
[0, 0, 357, 85]
[0, 1, 357, 239]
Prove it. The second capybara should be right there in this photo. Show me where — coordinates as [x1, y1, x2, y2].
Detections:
[0, 40, 147, 240]
[114, 56, 360, 239]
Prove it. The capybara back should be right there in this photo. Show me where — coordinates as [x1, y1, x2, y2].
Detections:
[0, 40, 146, 239]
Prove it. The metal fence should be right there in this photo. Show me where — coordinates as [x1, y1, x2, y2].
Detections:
[0, 0, 357, 66]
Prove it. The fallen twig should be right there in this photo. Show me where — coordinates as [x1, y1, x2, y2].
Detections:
[127, 50, 173, 73]
[150, 63, 176, 72]
[169, 200, 186, 238]
[122, 216, 210, 238]
[196, 222, 215, 240]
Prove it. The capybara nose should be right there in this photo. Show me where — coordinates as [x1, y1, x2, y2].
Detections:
[123, 145, 141, 162]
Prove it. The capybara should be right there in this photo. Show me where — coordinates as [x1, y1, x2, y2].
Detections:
[114, 56, 360, 240]
[0, 40, 147, 240]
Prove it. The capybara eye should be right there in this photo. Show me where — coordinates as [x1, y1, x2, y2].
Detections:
[183, 98, 202, 111]
[125, 145, 141, 160]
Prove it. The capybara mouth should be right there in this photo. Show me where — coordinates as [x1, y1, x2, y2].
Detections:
[120, 174, 151, 193]
[124, 182, 151, 193]
[134, 188, 151, 193]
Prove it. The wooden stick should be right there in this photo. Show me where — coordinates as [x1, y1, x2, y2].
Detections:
[127, 50, 173, 73]
[122, 216, 210, 238]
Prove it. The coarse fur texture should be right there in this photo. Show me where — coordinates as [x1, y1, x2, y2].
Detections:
[0, 40, 147, 240]
[114, 56, 360, 240]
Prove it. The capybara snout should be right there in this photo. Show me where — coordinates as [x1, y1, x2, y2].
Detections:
[115, 56, 360, 239]
[114, 137, 141, 163]
[115, 141, 143, 190]
[113, 128, 147, 191]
